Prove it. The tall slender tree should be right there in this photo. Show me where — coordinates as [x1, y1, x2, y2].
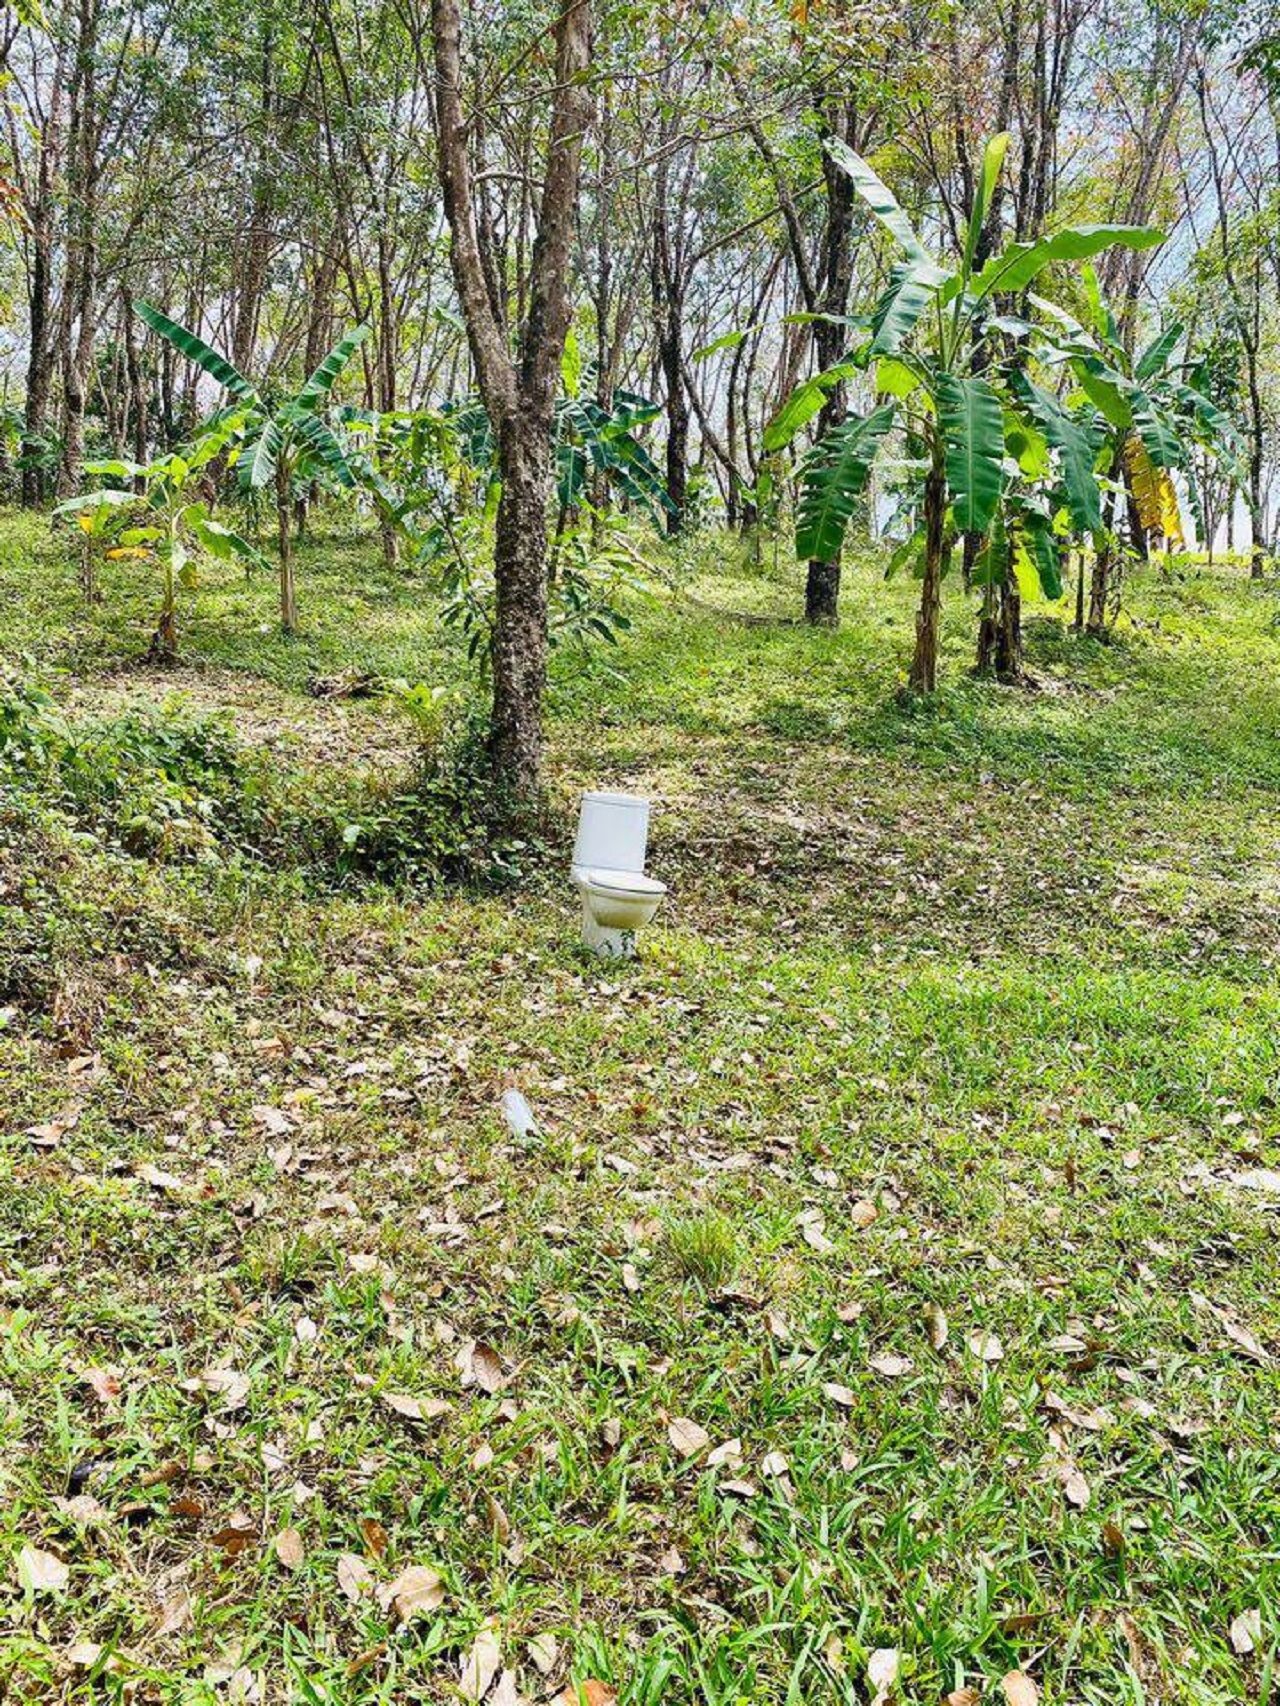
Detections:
[429, 0, 594, 801]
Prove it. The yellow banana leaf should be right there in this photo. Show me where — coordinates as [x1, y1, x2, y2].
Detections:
[1125, 434, 1184, 546]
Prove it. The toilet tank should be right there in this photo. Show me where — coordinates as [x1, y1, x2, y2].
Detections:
[572, 791, 650, 877]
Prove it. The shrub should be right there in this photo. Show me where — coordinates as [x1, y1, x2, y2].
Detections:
[0, 667, 536, 890]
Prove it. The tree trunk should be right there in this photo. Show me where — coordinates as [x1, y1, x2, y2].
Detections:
[57, 0, 100, 499]
[1000, 574, 1022, 679]
[489, 415, 551, 799]
[1249, 454, 1266, 578]
[805, 559, 840, 625]
[1088, 488, 1120, 634]
[21, 27, 68, 506]
[1073, 546, 1086, 631]
[803, 100, 858, 625]
[1088, 541, 1112, 634]
[909, 455, 946, 693]
[277, 459, 296, 631]
[60, 289, 96, 496]
[430, 0, 592, 805]
[657, 310, 688, 534]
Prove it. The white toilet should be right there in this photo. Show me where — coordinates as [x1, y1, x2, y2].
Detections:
[572, 791, 667, 959]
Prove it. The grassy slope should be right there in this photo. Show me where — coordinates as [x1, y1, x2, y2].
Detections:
[1, 510, 1278, 1704]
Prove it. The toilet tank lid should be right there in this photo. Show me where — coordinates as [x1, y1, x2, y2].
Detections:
[580, 791, 650, 808]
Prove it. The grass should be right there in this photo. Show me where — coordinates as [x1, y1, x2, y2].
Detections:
[1, 509, 1279, 1703]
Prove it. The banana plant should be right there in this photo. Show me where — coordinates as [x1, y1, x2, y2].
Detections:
[63, 495, 123, 607]
[55, 423, 267, 659]
[767, 133, 1165, 691]
[1030, 270, 1242, 631]
[135, 303, 369, 632]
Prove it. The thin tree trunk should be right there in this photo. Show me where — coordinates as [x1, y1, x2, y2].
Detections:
[1249, 454, 1266, 578]
[1087, 489, 1120, 633]
[656, 307, 687, 534]
[804, 101, 858, 625]
[277, 458, 296, 631]
[909, 453, 946, 692]
[21, 27, 68, 506]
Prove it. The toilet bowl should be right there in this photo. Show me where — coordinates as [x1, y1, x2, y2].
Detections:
[571, 793, 667, 958]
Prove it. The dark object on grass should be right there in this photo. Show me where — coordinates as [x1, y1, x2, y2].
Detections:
[307, 670, 382, 700]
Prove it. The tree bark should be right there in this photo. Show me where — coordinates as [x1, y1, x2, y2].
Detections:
[656, 306, 688, 534]
[489, 416, 551, 798]
[804, 100, 858, 625]
[122, 289, 147, 473]
[976, 570, 1023, 680]
[21, 25, 68, 506]
[276, 458, 296, 631]
[1087, 489, 1120, 633]
[909, 453, 946, 692]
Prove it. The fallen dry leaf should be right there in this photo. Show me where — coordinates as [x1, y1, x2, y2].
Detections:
[189, 1367, 250, 1412]
[945, 1691, 981, 1706]
[868, 1646, 899, 1706]
[1231, 1167, 1280, 1194]
[1042, 1392, 1114, 1432]
[337, 1553, 375, 1601]
[54, 1493, 110, 1525]
[1194, 1294, 1271, 1365]
[1062, 1467, 1091, 1509]
[24, 1108, 79, 1147]
[552, 1682, 617, 1706]
[459, 1621, 503, 1701]
[381, 1392, 452, 1423]
[706, 1438, 743, 1468]
[65, 1642, 105, 1670]
[379, 1563, 444, 1624]
[151, 1588, 193, 1637]
[822, 1382, 856, 1408]
[1221, 1318, 1269, 1365]
[1001, 1670, 1039, 1706]
[458, 1340, 506, 1394]
[15, 1545, 68, 1594]
[968, 1329, 1004, 1363]
[667, 1417, 710, 1459]
[849, 1200, 878, 1229]
[81, 1367, 122, 1405]
[359, 1517, 389, 1559]
[1230, 1608, 1262, 1655]
[801, 1219, 836, 1254]
[211, 1515, 259, 1556]
[869, 1353, 913, 1378]
[720, 1477, 758, 1498]
[527, 1632, 559, 1676]
[273, 1527, 305, 1571]
[136, 1161, 185, 1193]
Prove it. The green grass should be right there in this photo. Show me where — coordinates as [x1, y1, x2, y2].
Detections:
[2, 511, 1279, 1702]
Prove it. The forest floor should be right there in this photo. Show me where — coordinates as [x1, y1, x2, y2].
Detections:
[1, 510, 1279, 1705]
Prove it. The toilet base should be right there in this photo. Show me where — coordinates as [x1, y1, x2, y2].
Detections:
[582, 906, 637, 959]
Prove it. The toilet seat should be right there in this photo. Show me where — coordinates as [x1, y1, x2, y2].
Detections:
[582, 867, 667, 899]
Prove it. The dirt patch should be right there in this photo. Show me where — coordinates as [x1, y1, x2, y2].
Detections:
[63, 663, 415, 773]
